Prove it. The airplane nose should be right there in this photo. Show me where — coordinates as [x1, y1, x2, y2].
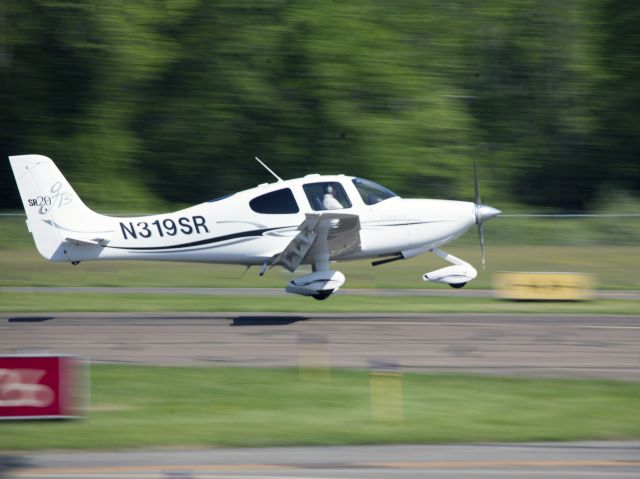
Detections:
[475, 204, 501, 224]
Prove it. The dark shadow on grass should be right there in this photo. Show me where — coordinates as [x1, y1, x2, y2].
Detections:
[231, 316, 308, 326]
[8, 316, 55, 323]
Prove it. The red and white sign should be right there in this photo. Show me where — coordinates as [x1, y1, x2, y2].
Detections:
[0, 355, 86, 419]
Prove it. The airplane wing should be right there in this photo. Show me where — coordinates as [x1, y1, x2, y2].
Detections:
[270, 212, 361, 272]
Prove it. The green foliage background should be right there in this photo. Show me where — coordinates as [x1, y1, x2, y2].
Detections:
[1, 0, 639, 211]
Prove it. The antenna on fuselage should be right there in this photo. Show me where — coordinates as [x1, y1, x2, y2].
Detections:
[255, 157, 284, 182]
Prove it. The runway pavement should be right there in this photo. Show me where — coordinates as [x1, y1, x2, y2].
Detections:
[2, 312, 639, 379]
[4, 442, 640, 478]
[2, 312, 639, 477]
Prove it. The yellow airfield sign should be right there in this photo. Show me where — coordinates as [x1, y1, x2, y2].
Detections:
[493, 272, 596, 301]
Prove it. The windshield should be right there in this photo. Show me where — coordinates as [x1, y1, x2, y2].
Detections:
[352, 178, 397, 205]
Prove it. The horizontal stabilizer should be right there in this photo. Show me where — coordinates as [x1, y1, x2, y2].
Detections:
[65, 236, 110, 247]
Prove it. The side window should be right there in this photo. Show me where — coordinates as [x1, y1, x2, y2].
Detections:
[249, 188, 299, 214]
[303, 182, 352, 211]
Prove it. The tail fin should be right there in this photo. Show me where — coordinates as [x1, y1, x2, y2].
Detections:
[8, 155, 112, 261]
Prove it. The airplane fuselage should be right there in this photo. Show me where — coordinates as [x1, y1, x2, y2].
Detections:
[62, 175, 476, 265]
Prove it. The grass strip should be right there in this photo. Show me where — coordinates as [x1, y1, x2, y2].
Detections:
[2, 245, 640, 290]
[1, 366, 639, 450]
[1, 292, 640, 314]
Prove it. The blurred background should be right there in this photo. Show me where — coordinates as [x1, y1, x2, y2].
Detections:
[1, 0, 639, 217]
[2, 3, 640, 467]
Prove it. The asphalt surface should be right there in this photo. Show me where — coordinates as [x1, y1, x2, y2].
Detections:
[2, 311, 639, 477]
[3, 442, 639, 478]
[2, 286, 640, 299]
[2, 312, 639, 379]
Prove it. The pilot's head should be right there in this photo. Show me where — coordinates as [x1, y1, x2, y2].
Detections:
[325, 185, 334, 195]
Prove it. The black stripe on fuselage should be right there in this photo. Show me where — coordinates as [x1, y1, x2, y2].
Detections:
[105, 221, 445, 252]
[382, 221, 443, 226]
[105, 227, 289, 251]
[365, 220, 450, 227]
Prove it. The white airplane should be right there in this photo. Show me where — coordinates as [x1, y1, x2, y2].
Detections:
[9, 154, 500, 300]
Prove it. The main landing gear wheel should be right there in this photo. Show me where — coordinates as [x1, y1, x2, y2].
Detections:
[449, 282, 467, 289]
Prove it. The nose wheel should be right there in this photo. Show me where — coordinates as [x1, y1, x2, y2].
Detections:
[423, 249, 478, 286]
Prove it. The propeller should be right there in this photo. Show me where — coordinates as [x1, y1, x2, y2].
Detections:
[473, 161, 501, 269]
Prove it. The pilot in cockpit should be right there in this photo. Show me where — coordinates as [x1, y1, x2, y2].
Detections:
[322, 185, 342, 210]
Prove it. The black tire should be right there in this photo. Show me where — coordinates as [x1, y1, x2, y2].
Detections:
[312, 293, 331, 300]
[450, 282, 467, 289]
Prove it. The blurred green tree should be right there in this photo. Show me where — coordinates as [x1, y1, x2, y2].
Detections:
[1, 0, 638, 212]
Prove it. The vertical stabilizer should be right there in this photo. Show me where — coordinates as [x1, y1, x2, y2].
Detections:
[8, 155, 112, 261]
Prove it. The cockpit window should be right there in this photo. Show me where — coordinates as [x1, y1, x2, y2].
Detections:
[352, 178, 397, 205]
[303, 182, 352, 211]
[249, 188, 299, 214]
